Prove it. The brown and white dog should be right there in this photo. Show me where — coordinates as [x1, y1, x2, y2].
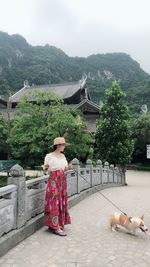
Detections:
[110, 212, 148, 235]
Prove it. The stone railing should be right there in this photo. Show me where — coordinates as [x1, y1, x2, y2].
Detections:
[0, 184, 17, 237]
[67, 159, 123, 196]
[0, 158, 124, 256]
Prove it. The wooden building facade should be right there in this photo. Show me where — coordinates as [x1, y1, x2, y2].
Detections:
[0, 78, 100, 133]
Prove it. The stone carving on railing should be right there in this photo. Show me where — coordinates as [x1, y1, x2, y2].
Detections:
[0, 185, 17, 237]
[26, 177, 47, 221]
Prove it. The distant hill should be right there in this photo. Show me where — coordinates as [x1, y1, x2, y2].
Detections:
[0, 31, 150, 113]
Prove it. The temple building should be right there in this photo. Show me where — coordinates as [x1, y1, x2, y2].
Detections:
[0, 77, 101, 133]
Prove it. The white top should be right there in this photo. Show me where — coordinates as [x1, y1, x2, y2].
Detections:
[44, 152, 68, 171]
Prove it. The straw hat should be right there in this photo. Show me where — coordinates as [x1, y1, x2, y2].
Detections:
[53, 137, 67, 146]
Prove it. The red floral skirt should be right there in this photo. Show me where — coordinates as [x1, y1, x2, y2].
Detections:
[44, 169, 71, 230]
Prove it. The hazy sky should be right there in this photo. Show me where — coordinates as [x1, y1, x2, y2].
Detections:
[0, 0, 150, 73]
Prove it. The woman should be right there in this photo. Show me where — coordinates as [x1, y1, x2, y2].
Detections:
[43, 137, 71, 236]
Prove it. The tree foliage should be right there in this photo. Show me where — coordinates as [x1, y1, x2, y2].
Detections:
[7, 92, 93, 167]
[95, 82, 134, 164]
[0, 114, 8, 158]
[131, 113, 150, 163]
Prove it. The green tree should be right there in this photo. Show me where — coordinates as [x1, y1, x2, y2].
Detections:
[95, 81, 134, 165]
[47, 106, 93, 161]
[131, 113, 150, 163]
[7, 92, 93, 167]
[0, 114, 8, 159]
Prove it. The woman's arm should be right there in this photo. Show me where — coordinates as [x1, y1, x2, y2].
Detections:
[43, 154, 51, 171]
[64, 162, 73, 172]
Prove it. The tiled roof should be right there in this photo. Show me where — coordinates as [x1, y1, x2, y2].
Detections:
[73, 99, 100, 111]
[0, 98, 7, 106]
[10, 81, 83, 103]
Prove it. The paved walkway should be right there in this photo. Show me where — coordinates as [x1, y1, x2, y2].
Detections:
[1, 170, 150, 267]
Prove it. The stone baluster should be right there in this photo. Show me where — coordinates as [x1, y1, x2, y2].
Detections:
[110, 164, 114, 183]
[96, 159, 102, 185]
[104, 162, 109, 183]
[86, 159, 93, 187]
[8, 164, 26, 229]
[72, 158, 80, 194]
[114, 167, 119, 183]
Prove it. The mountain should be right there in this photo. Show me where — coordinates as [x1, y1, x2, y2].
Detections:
[0, 31, 150, 113]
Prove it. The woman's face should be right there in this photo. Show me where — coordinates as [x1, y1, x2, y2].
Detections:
[58, 144, 66, 152]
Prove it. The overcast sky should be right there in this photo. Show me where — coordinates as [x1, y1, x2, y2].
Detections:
[0, 0, 150, 73]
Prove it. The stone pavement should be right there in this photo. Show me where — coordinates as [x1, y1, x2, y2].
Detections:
[0, 170, 150, 267]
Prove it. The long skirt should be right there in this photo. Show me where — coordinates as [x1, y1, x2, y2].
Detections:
[44, 169, 71, 230]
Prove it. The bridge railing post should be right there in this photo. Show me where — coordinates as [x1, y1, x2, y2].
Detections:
[110, 164, 114, 183]
[72, 158, 80, 194]
[8, 164, 26, 229]
[86, 159, 93, 187]
[104, 162, 109, 183]
[96, 160, 102, 185]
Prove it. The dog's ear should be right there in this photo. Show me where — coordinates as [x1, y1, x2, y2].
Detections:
[141, 215, 144, 220]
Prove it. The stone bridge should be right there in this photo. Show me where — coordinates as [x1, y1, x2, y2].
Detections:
[1, 162, 150, 266]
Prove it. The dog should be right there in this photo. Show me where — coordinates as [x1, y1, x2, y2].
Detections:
[110, 212, 148, 235]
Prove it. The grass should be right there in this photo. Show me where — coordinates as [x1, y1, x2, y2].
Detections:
[136, 164, 150, 171]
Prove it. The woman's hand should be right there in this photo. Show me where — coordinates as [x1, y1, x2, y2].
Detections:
[64, 162, 73, 172]
[42, 164, 50, 171]
[68, 162, 73, 169]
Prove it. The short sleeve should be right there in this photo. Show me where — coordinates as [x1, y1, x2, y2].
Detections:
[44, 153, 52, 165]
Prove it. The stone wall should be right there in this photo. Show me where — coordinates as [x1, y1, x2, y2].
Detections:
[0, 158, 124, 256]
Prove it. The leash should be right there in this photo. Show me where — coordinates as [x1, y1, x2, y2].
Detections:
[73, 169, 127, 216]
